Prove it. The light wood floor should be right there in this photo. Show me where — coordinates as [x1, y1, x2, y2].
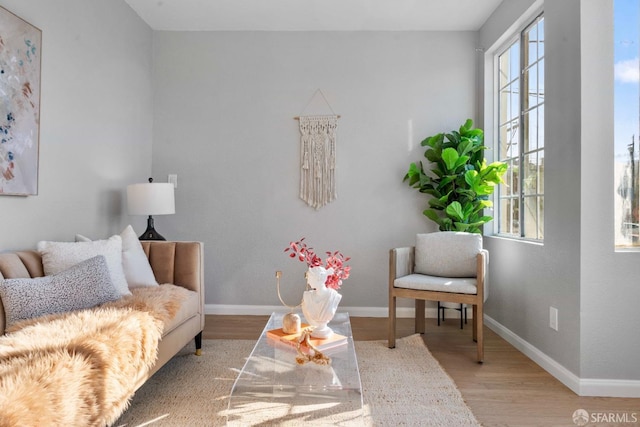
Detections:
[204, 315, 639, 426]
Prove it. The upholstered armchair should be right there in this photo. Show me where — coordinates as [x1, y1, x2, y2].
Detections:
[388, 232, 487, 363]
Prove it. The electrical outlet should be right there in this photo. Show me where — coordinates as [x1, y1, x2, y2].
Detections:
[549, 307, 558, 331]
[168, 174, 178, 188]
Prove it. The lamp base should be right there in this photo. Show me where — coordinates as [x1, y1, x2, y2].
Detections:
[138, 215, 167, 241]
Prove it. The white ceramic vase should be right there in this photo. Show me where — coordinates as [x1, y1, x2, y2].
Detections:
[301, 266, 342, 339]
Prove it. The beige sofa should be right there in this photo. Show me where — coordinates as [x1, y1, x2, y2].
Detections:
[0, 240, 204, 425]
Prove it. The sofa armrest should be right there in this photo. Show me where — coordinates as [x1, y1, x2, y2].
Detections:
[140, 241, 204, 293]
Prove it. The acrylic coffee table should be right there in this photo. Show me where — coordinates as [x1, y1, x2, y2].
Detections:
[225, 312, 363, 426]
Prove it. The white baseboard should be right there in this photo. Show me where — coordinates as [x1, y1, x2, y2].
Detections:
[484, 315, 640, 398]
[578, 379, 640, 398]
[204, 304, 472, 319]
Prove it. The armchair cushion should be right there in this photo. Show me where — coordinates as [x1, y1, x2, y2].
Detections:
[414, 232, 482, 278]
[394, 273, 477, 294]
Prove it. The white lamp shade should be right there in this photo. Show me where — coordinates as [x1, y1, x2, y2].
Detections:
[127, 182, 175, 216]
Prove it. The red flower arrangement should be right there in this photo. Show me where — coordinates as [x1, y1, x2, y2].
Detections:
[284, 237, 351, 290]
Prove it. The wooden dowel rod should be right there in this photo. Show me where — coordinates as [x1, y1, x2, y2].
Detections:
[293, 115, 341, 120]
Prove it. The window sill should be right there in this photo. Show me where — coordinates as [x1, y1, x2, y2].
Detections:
[484, 234, 544, 246]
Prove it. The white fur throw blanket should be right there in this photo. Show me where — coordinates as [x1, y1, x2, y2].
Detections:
[0, 284, 191, 427]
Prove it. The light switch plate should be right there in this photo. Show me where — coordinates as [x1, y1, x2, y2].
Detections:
[549, 306, 558, 331]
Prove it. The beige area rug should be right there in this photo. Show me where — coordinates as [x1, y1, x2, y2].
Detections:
[114, 335, 480, 426]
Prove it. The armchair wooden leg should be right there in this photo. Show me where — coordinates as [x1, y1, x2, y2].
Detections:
[415, 299, 425, 334]
[476, 309, 484, 363]
[388, 294, 396, 348]
[472, 305, 478, 342]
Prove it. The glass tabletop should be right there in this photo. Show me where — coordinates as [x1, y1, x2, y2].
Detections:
[226, 311, 363, 425]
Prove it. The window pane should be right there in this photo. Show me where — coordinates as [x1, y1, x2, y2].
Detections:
[499, 124, 508, 159]
[504, 166, 513, 196]
[538, 59, 545, 95]
[504, 159, 517, 196]
[525, 109, 538, 152]
[511, 159, 519, 195]
[538, 19, 545, 58]
[539, 151, 545, 194]
[523, 196, 539, 239]
[512, 198, 520, 236]
[500, 198, 520, 236]
[499, 89, 506, 123]
[510, 83, 520, 120]
[526, 25, 537, 66]
[510, 43, 520, 84]
[499, 50, 510, 89]
[499, 199, 510, 234]
[508, 121, 519, 159]
[523, 153, 538, 195]
[526, 66, 538, 108]
[499, 87, 510, 122]
[538, 104, 545, 149]
[539, 197, 544, 239]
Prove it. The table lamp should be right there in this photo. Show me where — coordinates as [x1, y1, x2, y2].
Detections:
[127, 177, 175, 240]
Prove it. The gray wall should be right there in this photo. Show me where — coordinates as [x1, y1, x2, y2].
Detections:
[480, 0, 640, 384]
[580, 0, 640, 382]
[150, 31, 477, 311]
[480, 0, 582, 378]
[0, 0, 153, 250]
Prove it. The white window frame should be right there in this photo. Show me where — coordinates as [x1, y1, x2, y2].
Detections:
[483, 6, 544, 241]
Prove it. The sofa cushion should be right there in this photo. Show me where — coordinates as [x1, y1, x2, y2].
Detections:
[161, 287, 200, 336]
[0, 255, 121, 328]
[77, 225, 158, 289]
[37, 235, 130, 296]
[414, 232, 482, 278]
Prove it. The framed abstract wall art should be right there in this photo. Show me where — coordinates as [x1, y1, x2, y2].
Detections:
[0, 6, 41, 196]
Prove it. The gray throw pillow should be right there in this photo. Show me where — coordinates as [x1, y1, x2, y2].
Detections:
[0, 255, 121, 328]
[414, 232, 482, 278]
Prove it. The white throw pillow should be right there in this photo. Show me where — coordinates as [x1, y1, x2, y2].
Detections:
[0, 255, 121, 327]
[76, 226, 158, 289]
[37, 235, 131, 296]
[119, 225, 158, 288]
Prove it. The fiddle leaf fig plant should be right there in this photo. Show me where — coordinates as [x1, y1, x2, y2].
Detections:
[403, 119, 507, 234]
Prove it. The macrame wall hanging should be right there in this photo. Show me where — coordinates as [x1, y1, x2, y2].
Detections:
[295, 90, 340, 210]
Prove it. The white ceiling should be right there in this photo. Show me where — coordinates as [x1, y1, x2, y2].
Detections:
[124, 0, 504, 32]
